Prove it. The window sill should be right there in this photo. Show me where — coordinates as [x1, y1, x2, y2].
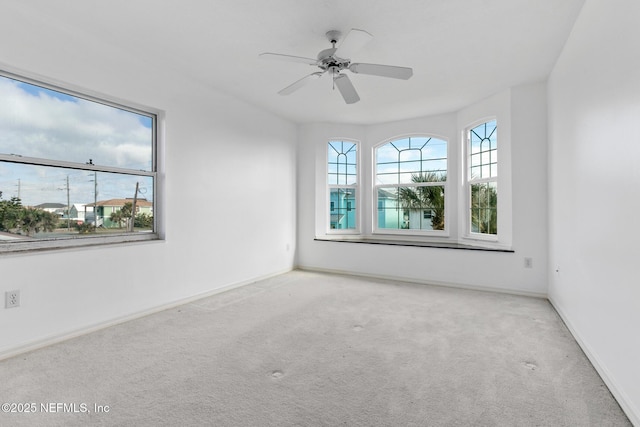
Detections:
[0, 232, 161, 255]
[314, 236, 513, 252]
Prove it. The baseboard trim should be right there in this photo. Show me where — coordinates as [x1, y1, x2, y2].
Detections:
[548, 297, 639, 426]
[0, 267, 293, 362]
[295, 265, 547, 299]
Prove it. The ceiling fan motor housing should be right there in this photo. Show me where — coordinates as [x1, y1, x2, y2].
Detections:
[317, 47, 350, 74]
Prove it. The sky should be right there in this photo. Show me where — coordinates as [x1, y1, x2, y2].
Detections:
[0, 74, 154, 207]
[375, 137, 447, 185]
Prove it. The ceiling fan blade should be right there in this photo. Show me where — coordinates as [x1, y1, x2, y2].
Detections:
[278, 72, 325, 95]
[349, 63, 413, 80]
[334, 28, 373, 59]
[333, 74, 360, 104]
[259, 52, 318, 65]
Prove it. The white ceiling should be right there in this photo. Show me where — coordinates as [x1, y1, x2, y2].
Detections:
[3, 0, 585, 125]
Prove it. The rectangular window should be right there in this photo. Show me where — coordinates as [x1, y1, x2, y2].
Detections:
[329, 188, 357, 229]
[377, 187, 444, 230]
[0, 71, 158, 251]
[328, 141, 357, 231]
[470, 182, 497, 234]
[467, 120, 497, 236]
[375, 136, 447, 232]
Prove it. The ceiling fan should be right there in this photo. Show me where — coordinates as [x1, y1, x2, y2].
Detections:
[260, 29, 413, 104]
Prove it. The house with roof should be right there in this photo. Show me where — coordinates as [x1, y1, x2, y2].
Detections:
[84, 198, 153, 228]
[329, 190, 356, 230]
[68, 203, 92, 222]
[32, 202, 66, 217]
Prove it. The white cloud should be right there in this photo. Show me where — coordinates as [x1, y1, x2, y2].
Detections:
[0, 77, 152, 169]
[0, 76, 154, 206]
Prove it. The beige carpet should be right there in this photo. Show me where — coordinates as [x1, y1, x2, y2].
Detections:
[0, 270, 631, 426]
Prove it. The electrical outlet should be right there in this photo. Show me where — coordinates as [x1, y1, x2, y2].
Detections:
[524, 257, 533, 269]
[5, 290, 20, 308]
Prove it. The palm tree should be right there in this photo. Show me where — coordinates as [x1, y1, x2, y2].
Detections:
[471, 183, 497, 234]
[0, 196, 23, 232]
[398, 172, 446, 230]
[39, 209, 59, 233]
[110, 210, 125, 229]
[121, 202, 133, 230]
[110, 202, 133, 229]
[18, 208, 58, 236]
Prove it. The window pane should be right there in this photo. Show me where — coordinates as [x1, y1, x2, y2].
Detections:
[471, 153, 481, 167]
[329, 188, 356, 230]
[428, 140, 448, 158]
[376, 136, 448, 186]
[470, 166, 481, 180]
[470, 182, 497, 235]
[469, 120, 497, 179]
[391, 138, 410, 151]
[345, 148, 356, 164]
[422, 159, 447, 175]
[376, 144, 398, 164]
[0, 75, 154, 171]
[481, 151, 491, 165]
[376, 172, 397, 186]
[399, 149, 421, 162]
[399, 160, 422, 174]
[327, 163, 338, 185]
[377, 186, 445, 230]
[0, 162, 154, 240]
[471, 138, 481, 154]
[328, 141, 357, 186]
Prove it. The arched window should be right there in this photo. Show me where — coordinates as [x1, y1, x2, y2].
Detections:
[467, 120, 497, 236]
[375, 136, 447, 232]
[327, 140, 358, 231]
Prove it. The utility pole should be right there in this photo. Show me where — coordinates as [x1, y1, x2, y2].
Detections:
[87, 160, 98, 227]
[94, 171, 97, 225]
[87, 171, 98, 226]
[66, 175, 71, 231]
[130, 182, 139, 232]
[16, 178, 20, 200]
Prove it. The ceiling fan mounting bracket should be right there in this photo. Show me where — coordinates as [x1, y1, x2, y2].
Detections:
[325, 30, 342, 45]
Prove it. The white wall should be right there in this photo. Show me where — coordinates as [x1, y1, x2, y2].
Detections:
[297, 83, 548, 296]
[547, 0, 640, 423]
[0, 18, 297, 357]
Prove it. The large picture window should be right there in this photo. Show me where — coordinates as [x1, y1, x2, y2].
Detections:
[0, 71, 158, 251]
[467, 120, 497, 236]
[327, 140, 357, 231]
[375, 136, 447, 232]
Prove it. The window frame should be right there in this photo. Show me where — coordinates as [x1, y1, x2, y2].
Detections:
[0, 68, 162, 254]
[464, 118, 498, 242]
[372, 134, 449, 237]
[326, 139, 360, 235]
